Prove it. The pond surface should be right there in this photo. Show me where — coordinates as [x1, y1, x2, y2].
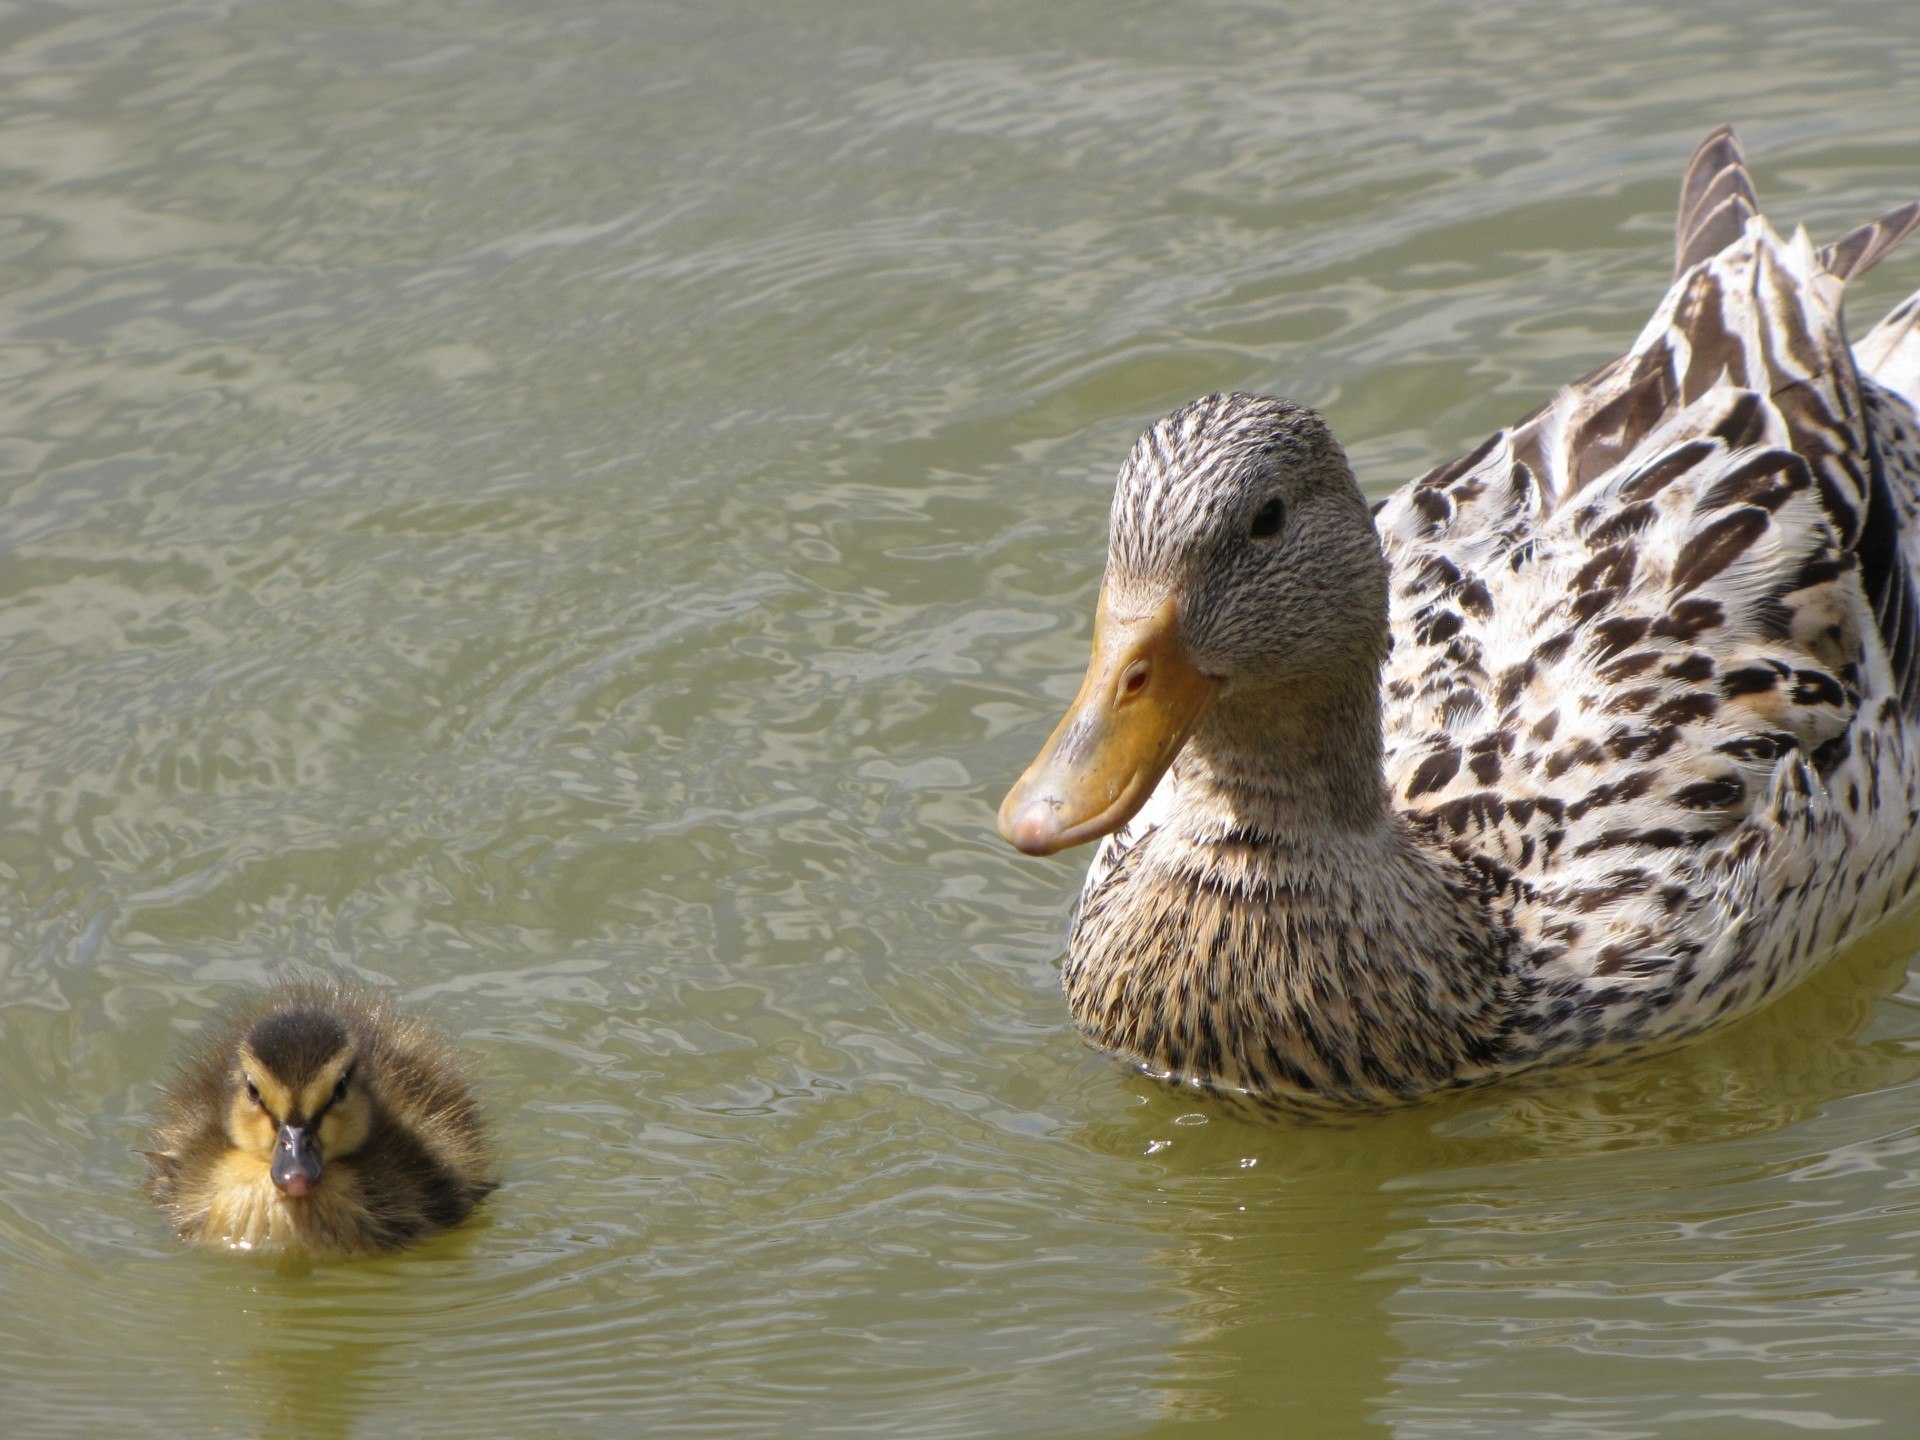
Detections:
[4, 1, 1920, 1435]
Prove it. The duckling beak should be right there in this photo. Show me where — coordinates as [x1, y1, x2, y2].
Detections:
[999, 592, 1219, 855]
[270, 1124, 323, 1197]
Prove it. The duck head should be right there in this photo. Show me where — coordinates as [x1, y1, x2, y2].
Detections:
[999, 392, 1387, 855]
[225, 1006, 372, 1198]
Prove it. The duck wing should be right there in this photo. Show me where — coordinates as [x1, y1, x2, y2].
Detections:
[1374, 127, 1920, 1025]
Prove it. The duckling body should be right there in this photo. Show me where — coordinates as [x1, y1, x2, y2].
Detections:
[148, 979, 495, 1254]
[1001, 129, 1920, 1112]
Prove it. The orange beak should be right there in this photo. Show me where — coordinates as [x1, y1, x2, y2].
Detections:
[997, 592, 1220, 856]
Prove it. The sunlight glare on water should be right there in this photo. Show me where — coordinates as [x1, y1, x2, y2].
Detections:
[3, 1, 1920, 1436]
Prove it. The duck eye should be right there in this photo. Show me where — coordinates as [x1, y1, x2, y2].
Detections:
[333, 1074, 350, 1103]
[244, 1080, 262, 1106]
[1249, 497, 1286, 540]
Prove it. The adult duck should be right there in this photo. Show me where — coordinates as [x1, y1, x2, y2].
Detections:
[999, 128, 1920, 1112]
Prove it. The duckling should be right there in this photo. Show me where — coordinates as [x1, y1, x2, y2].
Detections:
[147, 978, 496, 1255]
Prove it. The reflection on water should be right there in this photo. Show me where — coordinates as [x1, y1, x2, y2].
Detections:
[4, 0, 1920, 1436]
[1072, 905, 1920, 1438]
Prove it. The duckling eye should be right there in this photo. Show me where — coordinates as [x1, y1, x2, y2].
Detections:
[333, 1074, 350, 1103]
[244, 1080, 262, 1107]
[1248, 497, 1286, 540]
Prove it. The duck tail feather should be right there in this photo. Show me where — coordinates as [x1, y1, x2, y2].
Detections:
[1820, 202, 1920, 283]
[1676, 126, 1759, 277]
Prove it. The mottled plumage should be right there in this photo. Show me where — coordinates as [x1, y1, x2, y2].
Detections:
[1001, 129, 1920, 1112]
[148, 977, 496, 1254]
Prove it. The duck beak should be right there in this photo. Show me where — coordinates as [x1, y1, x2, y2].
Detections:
[270, 1124, 323, 1197]
[998, 592, 1219, 856]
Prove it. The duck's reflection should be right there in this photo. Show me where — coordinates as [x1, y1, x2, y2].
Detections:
[1080, 903, 1920, 1433]
[208, 1233, 492, 1440]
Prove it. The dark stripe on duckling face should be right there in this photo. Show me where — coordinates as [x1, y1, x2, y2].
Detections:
[268, 1059, 358, 1196]
[231, 1034, 365, 1197]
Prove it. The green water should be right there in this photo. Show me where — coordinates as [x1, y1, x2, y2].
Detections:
[5, 1, 1920, 1435]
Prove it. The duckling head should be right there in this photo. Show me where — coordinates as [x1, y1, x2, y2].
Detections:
[227, 1005, 371, 1199]
[1000, 392, 1387, 854]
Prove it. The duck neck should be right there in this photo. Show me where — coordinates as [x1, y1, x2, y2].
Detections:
[1172, 670, 1391, 841]
[1065, 667, 1515, 1109]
